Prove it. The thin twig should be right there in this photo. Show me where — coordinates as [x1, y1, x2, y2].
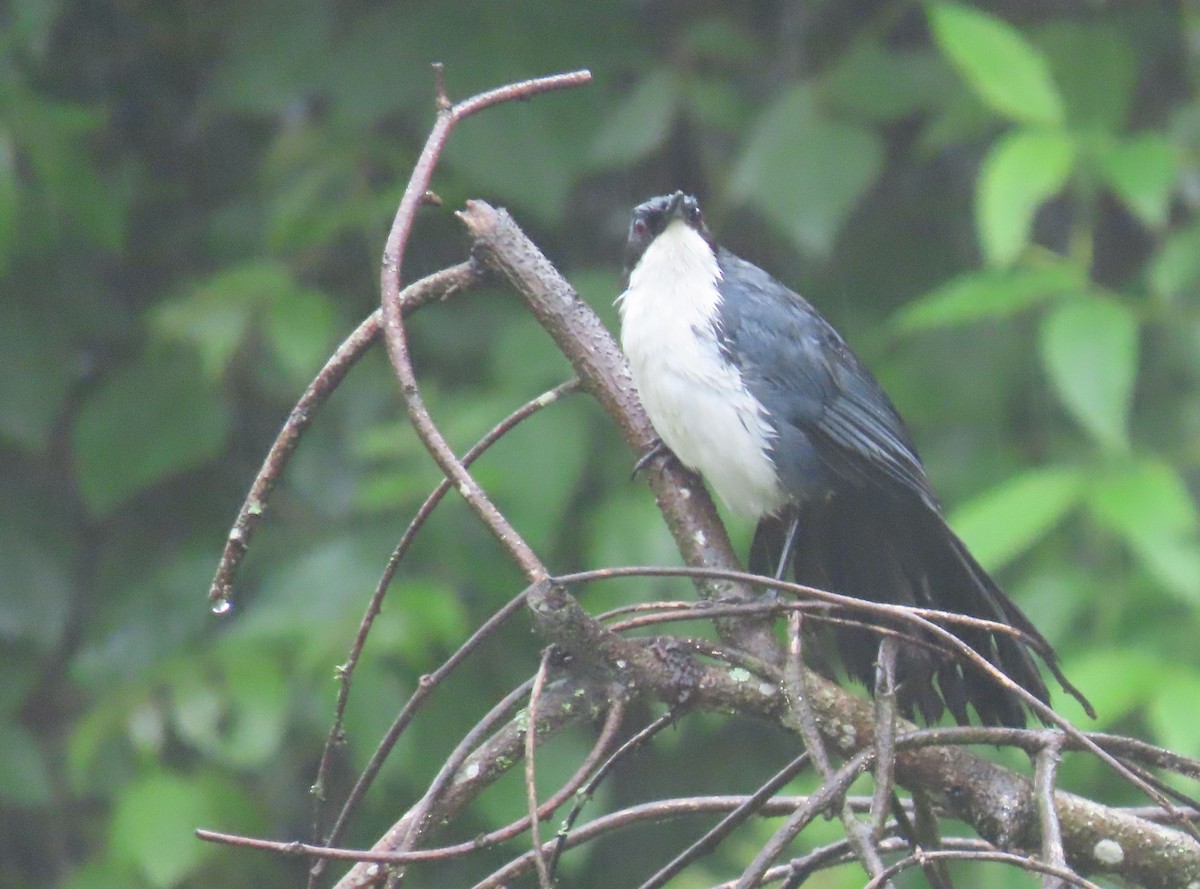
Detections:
[395, 679, 537, 858]
[525, 652, 553, 889]
[197, 794, 1200, 865]
[315, 590, 528, 880]
[306, 263, 484, 849]
[635, 750, 813, 889]
[548, 708, 682, 878]
[781, 836, 988, 889]
[734, 748, 877, 889]
[870, 638, 898, 844]
[552, 565, 1198, 833]
[472, 795, 909, 889]
[378, 69, 590, 589]
[208, 264, 473, 610]
[784, 611, 890, 884]
[318, 690, 622, 868]
[1036, 733, 1068, 889]
[310, 378, 579, 872]
[862, 849, 1104, 889]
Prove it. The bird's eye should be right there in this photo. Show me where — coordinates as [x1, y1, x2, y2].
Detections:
[686, 204, 702, 225]
[633, 218, 648, 237]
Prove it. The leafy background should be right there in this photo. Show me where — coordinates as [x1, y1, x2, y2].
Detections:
[3, 1, 1199, 887]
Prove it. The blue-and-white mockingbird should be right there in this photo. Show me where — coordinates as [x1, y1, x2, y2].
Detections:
[618, 191, 1091, 727]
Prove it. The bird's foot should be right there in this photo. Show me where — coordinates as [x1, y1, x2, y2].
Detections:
[631, 437, 672, 480]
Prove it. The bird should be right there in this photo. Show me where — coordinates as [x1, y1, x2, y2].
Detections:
[617, 190, 1091, 727]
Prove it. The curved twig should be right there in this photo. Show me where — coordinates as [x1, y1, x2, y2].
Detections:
[862, 849, 1104, 889]
[524, 652, 553, 889]
[377, 70, 590, 588]
[310, 378, 579, 865]
[207, 263, 477, 610]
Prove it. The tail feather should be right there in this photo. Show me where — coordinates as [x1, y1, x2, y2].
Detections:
[751, 493, 1091, 727]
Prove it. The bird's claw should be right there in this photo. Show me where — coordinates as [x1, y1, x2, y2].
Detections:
[631, 438, 672, 480]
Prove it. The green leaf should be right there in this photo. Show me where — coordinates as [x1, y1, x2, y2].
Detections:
[72, 349, 232, 515]
[589, 69, 680, 167]
[684, 77, 745, 130]
[263, 285, 338, 385]
[11, 0, 70, 57]
[731, 84, 884, 255]
[265, 160, 364, 254]
[928, 3, 1063, 125]
[59, 861, 143, 889]
[0, 477, 74, 648]
[894, 262, 1083, 332]
[681, 17, 761, 65]
[444, 95, 599, 223]
[154, 260, 336, 388]
[1148, 222, 1200, 302]
[1038, 297, 1138, 451]
[1088, 460, 1200, 603]
[222, 537, 387, 658]
[110, 772, 217, 887]
[1055, 649, 1160, 726]
[171, 655, 288, 768]
[71, 552, 214, 688]
[949, 466, 1086, 571]
[0, 293, 79, 452]
[0, 723, 52, 804]
[977, 128, 1075, 266]
[1093, 134, 1178, 229]
[1148, 670, 1200, 757]
[1034, 22, 1136, 131]
[824, 41, 951, 123]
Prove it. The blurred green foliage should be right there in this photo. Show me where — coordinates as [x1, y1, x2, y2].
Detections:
[2, 2, 1199, 887]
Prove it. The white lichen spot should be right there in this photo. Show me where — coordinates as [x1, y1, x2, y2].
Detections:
[457, 481, 472, 499]
[1093, 838, 1124, 865]
[728, 667, 751, 683]
[535, 391, 558, 408]
[758, 681, 776, 696]
[680, 487, 691, 500]
[839, 722, 857, 748]
[228, 526, 244, 542]
[614, 659, 627, 670]
[366, 863, 381, 877]
[693, 529, 707, 547]
[464, 761, 482, 780]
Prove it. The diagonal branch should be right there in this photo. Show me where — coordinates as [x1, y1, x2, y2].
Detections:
[454, 198, 1200, 889]
[458, 199, 780, 662]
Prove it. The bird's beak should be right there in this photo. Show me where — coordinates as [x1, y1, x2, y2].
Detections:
[666, 191, 687, 220]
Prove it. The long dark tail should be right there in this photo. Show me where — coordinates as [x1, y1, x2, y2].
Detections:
[750, 493, 1093, 727]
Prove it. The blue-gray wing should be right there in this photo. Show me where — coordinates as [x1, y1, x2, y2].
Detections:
[714, 249, 939, 511]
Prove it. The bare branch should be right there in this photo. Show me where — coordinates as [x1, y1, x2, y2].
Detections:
[458, 199, 781, 661]
[525, 653, 553, 889]
[1037, 733, 1069, 889]
[329, 674, 613, 889]
[376, 69, 589, 585]
[309, 377, 582, 870]
[636, 751, 813, 889]
[207, 262, 479, 610]
[550, 708, 680, 879]
[862, 849, 1105, 889]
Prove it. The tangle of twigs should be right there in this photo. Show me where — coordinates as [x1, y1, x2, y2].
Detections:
[198, 67, 1200, 889]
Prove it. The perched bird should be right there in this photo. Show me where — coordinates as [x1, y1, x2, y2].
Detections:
[617, 191, 1091, 727]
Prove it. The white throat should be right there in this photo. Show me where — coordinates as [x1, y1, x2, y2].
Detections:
[618, 221, 784, 518]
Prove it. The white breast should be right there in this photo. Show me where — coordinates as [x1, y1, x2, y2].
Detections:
[618, 221, 784, 519]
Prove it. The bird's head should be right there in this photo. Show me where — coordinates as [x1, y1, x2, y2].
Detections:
[622, 191, 715, 283]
